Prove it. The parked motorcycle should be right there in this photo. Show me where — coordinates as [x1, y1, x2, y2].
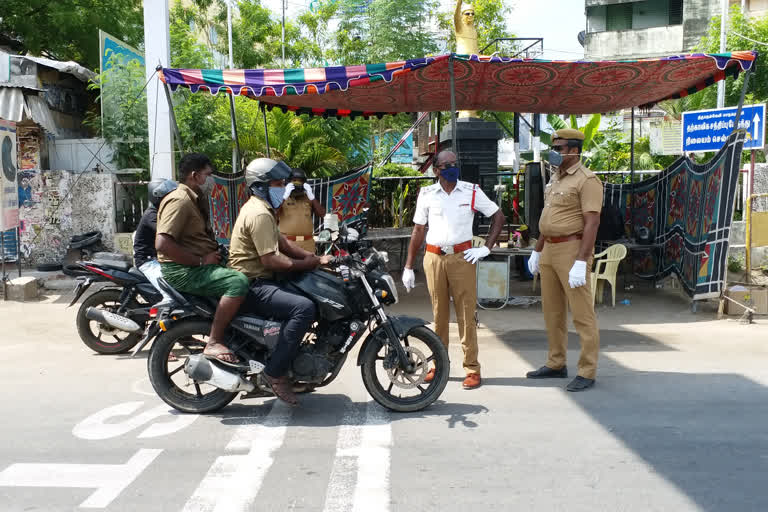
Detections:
[67, 260, 163, 354]
[147, 246, 449, 414]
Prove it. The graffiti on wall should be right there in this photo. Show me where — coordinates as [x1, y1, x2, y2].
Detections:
[17, 125, 41, 171]
[18, 170, 115, 265]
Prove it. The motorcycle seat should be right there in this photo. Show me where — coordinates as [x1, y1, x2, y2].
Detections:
[90, 259, 131, 272]
[129, 267, 146, 279]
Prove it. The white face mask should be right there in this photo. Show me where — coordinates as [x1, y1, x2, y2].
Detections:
[200, 175, 215, 195]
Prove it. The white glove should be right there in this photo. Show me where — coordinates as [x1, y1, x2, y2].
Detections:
[568, 260, 587, 288]
[402, 268, 415, 292]
[527, 251, 541, 275]
[303, 183, 315, 201]
[463, 246, 490, 264]
[283, 182, 295, 200]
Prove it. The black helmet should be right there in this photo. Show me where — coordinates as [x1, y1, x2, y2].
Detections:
[290, 168, 307, 182]
[148, 178, 178, 207]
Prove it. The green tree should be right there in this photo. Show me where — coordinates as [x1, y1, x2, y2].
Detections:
[698, 6, 768, 110]
[85, 52, 149, 173]
[0, 0, 143, 69]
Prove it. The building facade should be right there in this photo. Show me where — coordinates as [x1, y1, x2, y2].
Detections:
[584, 0, 766, 60]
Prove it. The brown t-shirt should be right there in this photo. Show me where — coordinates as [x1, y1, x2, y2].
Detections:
[228, 196, 280, 280]
[278, 195, 314, 236]
[156, 183, 218, 263]
[538, 161, 603, 238]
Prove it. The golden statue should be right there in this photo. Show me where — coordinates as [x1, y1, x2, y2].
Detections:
[454, 1, 478, 119]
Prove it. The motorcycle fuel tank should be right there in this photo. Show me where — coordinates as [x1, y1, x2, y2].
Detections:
[287, 270, 354, 321]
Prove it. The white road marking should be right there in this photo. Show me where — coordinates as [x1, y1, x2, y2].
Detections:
[323, 401, 392, 512]
[72, 401, 198, 440]
[181, 401, 292, 512]
[131, 377, 158, 397]
[0, 448, 162, 509]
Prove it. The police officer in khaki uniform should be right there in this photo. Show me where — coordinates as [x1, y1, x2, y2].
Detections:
[278, 169, 325, 254]
[402, 150, 506, 390]
[526, 129, 603, 392]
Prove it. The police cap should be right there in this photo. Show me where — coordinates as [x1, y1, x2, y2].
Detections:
[552, 128, 585, 141]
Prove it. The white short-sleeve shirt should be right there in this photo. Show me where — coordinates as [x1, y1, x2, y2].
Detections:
[412, 180, 499, 247]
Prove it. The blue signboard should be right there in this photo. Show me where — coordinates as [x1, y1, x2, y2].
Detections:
[682, 104, 765, 152]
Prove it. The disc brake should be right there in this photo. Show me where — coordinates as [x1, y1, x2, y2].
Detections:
[385, 346, 427, 390]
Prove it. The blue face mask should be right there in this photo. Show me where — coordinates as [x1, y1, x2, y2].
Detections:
[546, 150, 563, 167]
[440, 166, 460, 183]
[269, 186, 285, 209]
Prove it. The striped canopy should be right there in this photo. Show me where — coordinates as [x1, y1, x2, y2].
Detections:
[160, 52, 757, 117]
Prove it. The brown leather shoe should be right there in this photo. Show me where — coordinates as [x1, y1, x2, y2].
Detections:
[264, 374, 298, 406]
[462, 373, 481, 389]
[424, 368, 436, 383]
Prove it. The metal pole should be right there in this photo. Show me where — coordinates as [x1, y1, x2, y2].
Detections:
[16, 226, 21, 277]
[436, 111, 441, 154]
[733, 64, 753, 129]
[630, 107, 635, 183]
[261, 103, 271, 159]
[750, 149, 756, 197]
[532, 114, 541, 163]
[159, 68, 185, 159]
[448, 56, 458, 160]
[226, 2, 239, 174]
[281, 0, 286, 67]
[513, 113, 520, 172]
[717, 0, 728, 108]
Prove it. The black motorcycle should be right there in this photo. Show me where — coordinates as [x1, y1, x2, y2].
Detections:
[147, 247, 449, 413]
[67, 260, 163, 354]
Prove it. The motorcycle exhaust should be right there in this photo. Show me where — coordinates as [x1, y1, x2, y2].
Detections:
[184, 354, 255, 393]
[84, 307, 142, 333]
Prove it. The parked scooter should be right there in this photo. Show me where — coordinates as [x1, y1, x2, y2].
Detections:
[67, 259, 163, 354]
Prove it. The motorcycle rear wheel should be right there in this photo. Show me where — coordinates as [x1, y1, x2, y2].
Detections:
[360, 326, 449, 413]
[148, 320, 237, 414]
[76, 289, 142, 354]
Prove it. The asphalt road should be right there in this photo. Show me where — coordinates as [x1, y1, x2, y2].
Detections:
[2, 289, 768, 512]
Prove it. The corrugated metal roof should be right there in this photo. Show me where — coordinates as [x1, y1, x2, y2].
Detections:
[0, 87, 24, 122]
[25, 94, 58, 135]
[22, 55, 95, 83]
[0, 87, 59, 135]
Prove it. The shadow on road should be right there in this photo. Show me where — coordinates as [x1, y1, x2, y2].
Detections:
[498, 327, 768, 512]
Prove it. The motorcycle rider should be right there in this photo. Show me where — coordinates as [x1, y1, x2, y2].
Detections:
[133, 178, 178, 304]
[156, 153, 250, 365]
[228, 158, 332, 406]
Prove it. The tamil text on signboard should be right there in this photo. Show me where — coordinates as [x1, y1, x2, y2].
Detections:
[682, 104, 765, 153]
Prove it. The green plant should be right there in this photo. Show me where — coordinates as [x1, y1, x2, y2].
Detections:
[728, 255, 744, 274]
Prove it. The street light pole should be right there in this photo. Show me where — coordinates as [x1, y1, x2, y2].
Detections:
[281, 0, 286, 67]
[226, 1, 240, 173]
[717, 0, 728, 108]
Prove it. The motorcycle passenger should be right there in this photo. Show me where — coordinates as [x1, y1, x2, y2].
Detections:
[133, 178, 178, 304]
[278, 168, 325, 254]
[156, 153, 249, 365]
[228, 158, 332, 406]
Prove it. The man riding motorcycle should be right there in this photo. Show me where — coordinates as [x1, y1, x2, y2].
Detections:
[133, 178, 178, 304]
[228, 158, 332, 405]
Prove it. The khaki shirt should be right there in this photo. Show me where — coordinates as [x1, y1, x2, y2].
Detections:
[538, 161, 603, 238]
[156, 183, 218, 263]
[278, 195, 314, 236]
[228, 196, 280, 280]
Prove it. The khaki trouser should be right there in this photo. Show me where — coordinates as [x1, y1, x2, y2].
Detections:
[540, 239, 600, 379]
[423, 251, 480, 375]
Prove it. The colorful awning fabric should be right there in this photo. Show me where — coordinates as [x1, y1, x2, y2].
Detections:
[160, 52, 757, 116]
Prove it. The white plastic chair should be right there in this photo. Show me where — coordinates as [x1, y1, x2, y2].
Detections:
[591, 243, 627, 307]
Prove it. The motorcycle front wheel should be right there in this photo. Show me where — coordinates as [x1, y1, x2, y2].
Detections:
[148, 320, 237, 414]
[360, 326, 449, 413]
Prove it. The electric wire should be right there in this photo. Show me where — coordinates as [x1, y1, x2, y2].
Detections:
[20, 70, 158, 265]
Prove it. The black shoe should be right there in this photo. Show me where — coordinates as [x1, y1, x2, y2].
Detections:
[526, 366, 568, 379]
[566, 376, 595, 392]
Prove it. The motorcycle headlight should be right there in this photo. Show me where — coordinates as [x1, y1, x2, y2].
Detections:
[380, 274, 398, 304]
[378, 251, 389, 264]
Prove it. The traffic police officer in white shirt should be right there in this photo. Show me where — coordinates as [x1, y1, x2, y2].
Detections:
[402, 150, 506, 389]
